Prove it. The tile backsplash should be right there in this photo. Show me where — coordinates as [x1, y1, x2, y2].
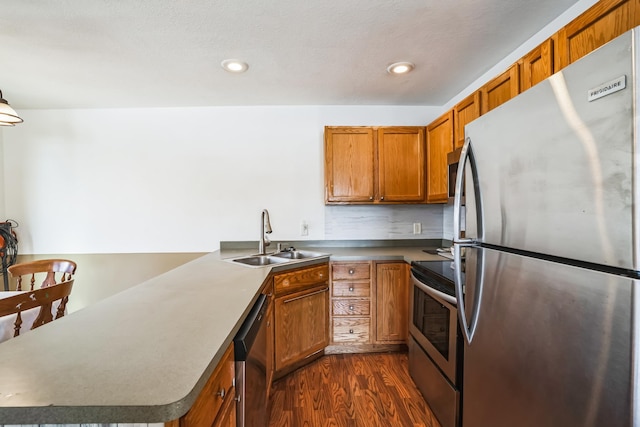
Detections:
[325, 205, 445, 240]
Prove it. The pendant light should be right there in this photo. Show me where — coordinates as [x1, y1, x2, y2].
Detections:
[0, 90, 23, 126]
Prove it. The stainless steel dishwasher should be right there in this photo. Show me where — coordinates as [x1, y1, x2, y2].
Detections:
[233, 293, 268, 427]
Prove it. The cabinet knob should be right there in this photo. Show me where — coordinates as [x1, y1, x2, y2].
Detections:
[369, 196, 374, 201]
[349, 305, 354, 310]
[348, 287, 354, 292]
[380, 196, 384, 201]
[217, 388, 226, 399]
[349, 329, 354, 334]
[348, 269, 354, 275]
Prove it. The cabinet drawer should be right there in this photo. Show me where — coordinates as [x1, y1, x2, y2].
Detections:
[331, 262, 371, 280]
[332, 299, 370, 316]
[183, 344, 235, 427]
[332, 281, 370, 297]
[274, 264, 329, 296]
[332, 318, 370, 343]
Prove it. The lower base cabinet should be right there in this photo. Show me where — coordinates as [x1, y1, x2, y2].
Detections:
[273, 263, 330, 378]
[167, 343, 236, 427]
[328, 261, 409, 353]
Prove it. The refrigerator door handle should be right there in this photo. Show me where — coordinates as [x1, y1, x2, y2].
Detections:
[454, 243, 483, 344]
[454, 137, 484, 344]
[453, 136, 479, 245]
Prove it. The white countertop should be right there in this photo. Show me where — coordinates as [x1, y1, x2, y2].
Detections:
[0, 244, 446, 423]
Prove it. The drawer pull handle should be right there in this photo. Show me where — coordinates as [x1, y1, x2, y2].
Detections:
[349, 305, 354, 310]
[348, 269, 355, 275]
[349, 329, 354, 334]
[380, 196, 384, 201]
[349, 287, 354, 292]
[283, 287, 328, 304]
[369, 196, 374, 201]
[217, 388, 226, 399]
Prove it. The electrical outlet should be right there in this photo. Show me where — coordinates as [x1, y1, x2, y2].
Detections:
[413, 222, 422, 235]
[301, 221, 309, 236]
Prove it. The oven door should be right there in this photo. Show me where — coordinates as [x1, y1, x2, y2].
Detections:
[410, 273, 458, 383]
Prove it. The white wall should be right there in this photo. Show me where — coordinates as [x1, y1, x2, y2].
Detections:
[1, 105, 442, 254]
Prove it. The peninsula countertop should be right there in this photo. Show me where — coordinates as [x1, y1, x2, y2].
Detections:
[0, 241, 448, 424]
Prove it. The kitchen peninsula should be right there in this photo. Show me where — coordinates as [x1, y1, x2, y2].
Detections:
[0, 240, 445, 424]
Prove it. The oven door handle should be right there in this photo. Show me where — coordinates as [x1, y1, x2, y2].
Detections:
[410, 273, 457, 306]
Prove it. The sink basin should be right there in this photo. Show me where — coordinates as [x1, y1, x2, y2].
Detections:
[271, 250, 327, 260]
[232, 255, 290, 267]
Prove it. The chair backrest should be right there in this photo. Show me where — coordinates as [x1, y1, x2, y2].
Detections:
[8, 259, 77, 291]
[0, 279, 74, 338]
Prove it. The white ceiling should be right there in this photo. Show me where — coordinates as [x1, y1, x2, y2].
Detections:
[0, 0, 579, 110]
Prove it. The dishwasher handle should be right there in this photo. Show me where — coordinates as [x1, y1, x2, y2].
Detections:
[233, 293, 268, 361]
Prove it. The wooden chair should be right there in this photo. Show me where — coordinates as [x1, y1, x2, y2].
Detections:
[0, 280, 74, 338]
[8, 259, 76, 291]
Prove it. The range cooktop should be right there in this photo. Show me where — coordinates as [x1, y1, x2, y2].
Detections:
[411, 260, 456, 283]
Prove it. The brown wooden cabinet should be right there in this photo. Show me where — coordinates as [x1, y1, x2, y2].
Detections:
[481, 64, 520, 114]
[169, 343, 236, 427]
[453, 92, 481, 150]
[324, 126, 426, 204]
[426, 111, 454, 204]
[520, 38, 555, 92]
[273, 263, 329, 377]
[329, 261, 373, 345]
[375, 262, 409, 344]
[328, 260, 409, 352]
[556, 0, 639, 70]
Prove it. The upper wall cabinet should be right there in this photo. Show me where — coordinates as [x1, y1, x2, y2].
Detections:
[481, 64, 520, 114]
[520, 38, 555, 92]
[426, 111, 454, 204]
[324, 126, 426, 204]
[557, 0, 639, 70]
[453, 92, 481, 150]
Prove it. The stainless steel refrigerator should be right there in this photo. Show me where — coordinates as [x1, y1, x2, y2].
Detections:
[452, 27, 640, 427]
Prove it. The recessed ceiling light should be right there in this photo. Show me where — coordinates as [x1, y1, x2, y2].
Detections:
[221, 59, 249, 73]
[387, 62, 415, 75]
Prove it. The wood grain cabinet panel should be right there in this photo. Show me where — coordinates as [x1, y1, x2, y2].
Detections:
[521, 38, 555, 92]
[557, 0, 639, 70]
[481, 63, 520, 114]
[332, 281, 370, 297]
[332, 317, 370, 343]
[377, 127, 426, 203]
[375, 262, 409, 344]
[332, 299, 370, 316]
[273, 264, 330, 376]
[324, 126, 426, 204]
[426, 111, 454, 204]
[453, 92, 481, 150]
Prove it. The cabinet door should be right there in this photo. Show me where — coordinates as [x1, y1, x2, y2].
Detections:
[211, 390, 237, 427]
[426, 111, 454, 204]
[375, 262, 409, 344]
[556, 0, 639, 70]
[453, 92, 481, 150]
[274, 286, 329, 372]
[481, 64, 520, 114]
[324, 126, 375, 203]
[377, 127, 426, 203]
[520, 38, 555, 92]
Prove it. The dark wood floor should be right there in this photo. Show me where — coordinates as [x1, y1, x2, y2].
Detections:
[268, 352, 442, 427]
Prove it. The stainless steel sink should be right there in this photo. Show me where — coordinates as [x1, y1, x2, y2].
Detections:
[232, 255, 290, 266]
[271, 250, 326, 260]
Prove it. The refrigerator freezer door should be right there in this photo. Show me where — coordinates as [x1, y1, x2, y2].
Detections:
[462, 246, 632, 427]
[464, 29, 636, 270]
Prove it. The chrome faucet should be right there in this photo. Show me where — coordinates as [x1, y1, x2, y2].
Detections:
[258, 209, 273, 255]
